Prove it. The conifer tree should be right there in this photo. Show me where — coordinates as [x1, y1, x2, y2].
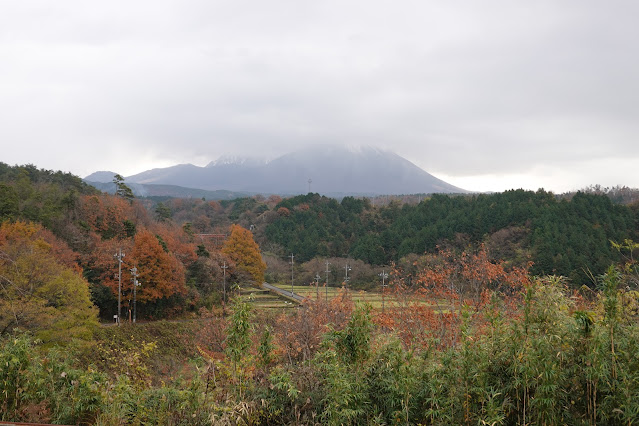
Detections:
[112, 173, 134, 202]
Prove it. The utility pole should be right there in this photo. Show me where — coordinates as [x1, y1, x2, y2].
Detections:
[308, 178, 312, 193]
[314, 273, 321, 300]
[325, 260, 331, 301]
[114, 249, 125, 326]
[290, 253, 295, 296]
[130, 266, 140, 323]
[222, 261, 228, 307]
[379, 269, 389, 313]
[344, 263, 352, 290]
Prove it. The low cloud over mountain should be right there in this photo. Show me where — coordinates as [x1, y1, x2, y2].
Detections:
[86, 146, 466, 196]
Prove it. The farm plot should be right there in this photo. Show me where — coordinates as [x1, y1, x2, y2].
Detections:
[268, 283, 442, 311]
[237, 286, 297, 309]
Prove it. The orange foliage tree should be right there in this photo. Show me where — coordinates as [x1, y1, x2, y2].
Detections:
[129, 229, 186, 304]
[87, 228, 187, 318]
[222, 224, 266, 284]
[148, 222, 197, 267]
[377, 245, 531, 350]
[83, 235, 133, 295]
[78, 194, 135, 240]
[414, 244, 530, 307]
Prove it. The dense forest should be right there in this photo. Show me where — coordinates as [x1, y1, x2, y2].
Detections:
[155, 188, 637, 287]
[1, 162, 639, 424]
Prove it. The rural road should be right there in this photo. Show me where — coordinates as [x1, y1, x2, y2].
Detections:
[262, 282, 305, 303]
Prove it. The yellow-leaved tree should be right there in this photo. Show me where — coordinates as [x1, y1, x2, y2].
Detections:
[0, 221, 98, 344]
[222, 224, 266, 284]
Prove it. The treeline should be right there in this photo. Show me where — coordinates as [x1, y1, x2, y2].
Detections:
[102, 174, 638, 289]
[560, 184, 639, 205]
[0, 162, 98, 228]
[107, 183, 639, 288]
[263, 190, 638, 285]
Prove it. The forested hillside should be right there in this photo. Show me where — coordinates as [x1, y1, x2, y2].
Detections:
[145, 189, 639, 288]
[0, 162, 98, 228]
[262, 190, 638, 285]
[0, 163, 254, 322]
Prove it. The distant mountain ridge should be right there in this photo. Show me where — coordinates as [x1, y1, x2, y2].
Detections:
[83, 179, 253, 200]
[85, 146, 467, 196]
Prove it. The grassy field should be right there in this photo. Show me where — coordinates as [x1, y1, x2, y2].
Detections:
[237, 283, 447, 312]
[266, 283, 440, 310]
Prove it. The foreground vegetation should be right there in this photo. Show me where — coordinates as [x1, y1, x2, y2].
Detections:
[3, 263, 639, 424]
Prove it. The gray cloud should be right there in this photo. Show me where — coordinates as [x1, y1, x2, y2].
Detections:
[1, 0, 638, 192]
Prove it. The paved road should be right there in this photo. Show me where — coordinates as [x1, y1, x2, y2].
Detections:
[262, 282, 305, 303]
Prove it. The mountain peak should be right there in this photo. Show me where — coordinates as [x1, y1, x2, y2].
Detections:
[117, 146, 466, 196]
[289, 144, 388, 156]
[84, 171, 118, 183]
[207, 155, 266, 167]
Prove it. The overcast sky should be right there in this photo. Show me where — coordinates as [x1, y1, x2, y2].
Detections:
[1, 1, 638, 193]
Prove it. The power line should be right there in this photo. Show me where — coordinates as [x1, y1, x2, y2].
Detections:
[344, 263, 352, 291]
[379, 269, 389, 313]
[314, 273, 321, 300]
[325, 260, 331, 301]
[130, 266, 141, 323]
[290, 253, 295, 296]
[222, 261, 228, 308]
[114, 248, 125, 326]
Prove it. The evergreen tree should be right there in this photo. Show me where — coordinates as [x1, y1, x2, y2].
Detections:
[112, 174, 134, 202]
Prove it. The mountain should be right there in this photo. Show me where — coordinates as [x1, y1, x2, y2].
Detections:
[84, 171, 117, 183]
[258, 146, 466, 195]
[83, 179, 252, 200]
[87, 146, 467, 196]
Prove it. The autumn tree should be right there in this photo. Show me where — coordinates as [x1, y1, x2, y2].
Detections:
[83, 236, 134, 318]
[0, 221, 98, 343]
[77, 194, 136, 240]
[222, 224, 266, 284]
[129, 228, 186, 308]
[86, 227, 187, 319]
[148, 221, 197, 267]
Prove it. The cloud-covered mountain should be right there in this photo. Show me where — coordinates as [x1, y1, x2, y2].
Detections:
[87, 146, 466, 196]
